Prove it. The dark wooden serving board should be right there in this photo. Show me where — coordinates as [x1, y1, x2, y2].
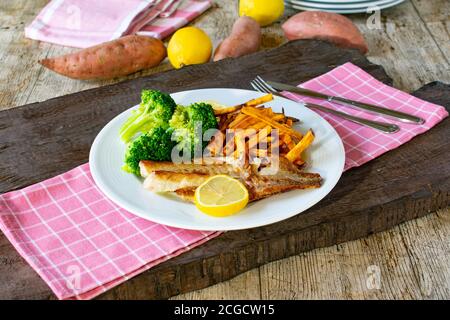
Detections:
[0, 40, 448, 299]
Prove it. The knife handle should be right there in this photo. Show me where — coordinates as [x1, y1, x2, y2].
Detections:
[305, 103, 400, 134]
[331, 96, 425, 124]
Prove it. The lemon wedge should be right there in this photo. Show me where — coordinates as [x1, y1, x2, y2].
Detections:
[194, 175, 249, 217]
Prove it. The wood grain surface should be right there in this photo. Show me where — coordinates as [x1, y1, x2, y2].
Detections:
[0, 0, 449, 300]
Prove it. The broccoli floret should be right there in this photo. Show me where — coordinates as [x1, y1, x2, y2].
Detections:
[169, 102, 218, 158]
[120, 90, 176, 143]
[186, 102, 219, 133]
[123, 127, 175, 176]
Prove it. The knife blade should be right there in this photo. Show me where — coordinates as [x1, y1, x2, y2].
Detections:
[267, 80, 425, 124]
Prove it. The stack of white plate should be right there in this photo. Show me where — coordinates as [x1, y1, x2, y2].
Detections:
[285, 0, 406, 14]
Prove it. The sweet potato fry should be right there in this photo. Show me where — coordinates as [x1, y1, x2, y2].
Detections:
[254, 149, 268, 157]
[234, 133, 246, 157]
[220, 115, 236, 131]
[248, 127, 272, 150]
[281, 134, 296, 150]
[235, 117, 260, 129]
[286, 118, 293, 127]
[213, 93, 273, 115]
[214, 106, 243, 115]
[249, 122, 268, 130]
[280, 144, 290, 155]
[265, 107, 274, 115]
[241, 107, 303, 140]
[285, 129, 314, 162]
[272, 114, 285, 121]
[239, 94, 273, 108]
[287, 140, 296, 150]
[230, 108, 273, 129]
[228, 114, 249, 128]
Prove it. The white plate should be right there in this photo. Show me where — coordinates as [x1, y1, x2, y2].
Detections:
[89, 88, 345, 231]
[288, 0, 398, 9]
[285, 0, 405, 13]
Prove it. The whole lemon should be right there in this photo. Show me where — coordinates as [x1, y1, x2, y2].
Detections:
[239, 0, 284, 26]
[167, 27, 212, 69]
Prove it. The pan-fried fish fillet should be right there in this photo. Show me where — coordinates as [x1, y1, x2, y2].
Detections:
[244, 174, 321, 201]
[140, 158, 243, 178]
[143, 172, 209, 192]
[174, 173, 321, 203]
[140, 155, 322, 202]
[141, 157, 313, 180]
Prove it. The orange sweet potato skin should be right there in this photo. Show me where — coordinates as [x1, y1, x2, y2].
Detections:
[39, 35, 167, 80]
[213, 16, 261, 62]
[282, 11, 368, 54]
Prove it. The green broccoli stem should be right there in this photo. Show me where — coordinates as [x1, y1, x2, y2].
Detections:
[120, 114, 151, 142]
[119, 109, 141, 136]
[120, 90, 176, 143]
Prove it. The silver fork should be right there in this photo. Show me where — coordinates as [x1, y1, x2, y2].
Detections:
[160, 0, 183, 18]
[251, 76, 400, 134]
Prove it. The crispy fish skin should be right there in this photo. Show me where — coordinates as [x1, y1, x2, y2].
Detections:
[174, 174, 321, 203]
[143, 172, 210, 192]
[256, 156, 311, 177]
[139, 158, 243, 178]
[174, 188, 196, 202]
[244, 175, 321, 201]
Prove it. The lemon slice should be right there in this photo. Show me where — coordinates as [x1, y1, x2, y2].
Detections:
[194, 175, 249, 217]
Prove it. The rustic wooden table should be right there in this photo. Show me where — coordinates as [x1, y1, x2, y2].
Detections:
[0, 0, 449, 299]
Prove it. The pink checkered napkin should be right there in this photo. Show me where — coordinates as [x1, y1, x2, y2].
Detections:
[25, 0, 212, 48]
[137, 0, 212, 39]
[283, 62, 448, 171]
[0, 164, 221, 300]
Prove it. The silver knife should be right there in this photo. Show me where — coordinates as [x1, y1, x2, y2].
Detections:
[267, 80, 425, 124]
[137, 0, 177, 30]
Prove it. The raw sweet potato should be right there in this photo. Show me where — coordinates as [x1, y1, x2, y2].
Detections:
[213, 16, 261, 62]
[282, 11, 368, 54]
[39, 35, 167, 80]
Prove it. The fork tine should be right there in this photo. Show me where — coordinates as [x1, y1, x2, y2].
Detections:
[256, 75, 277, 93]
[251, 80, 269, 93]
[254, 78, 274, 94]
[255, 75, 268, 87]
[254, 79, 271, 93]
[250, 82, 262, 92]
[254, 77, 271, 93]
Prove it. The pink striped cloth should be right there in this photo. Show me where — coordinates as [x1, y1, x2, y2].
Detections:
[0, 63, 447, 300]
[25, 0, 212, 48]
